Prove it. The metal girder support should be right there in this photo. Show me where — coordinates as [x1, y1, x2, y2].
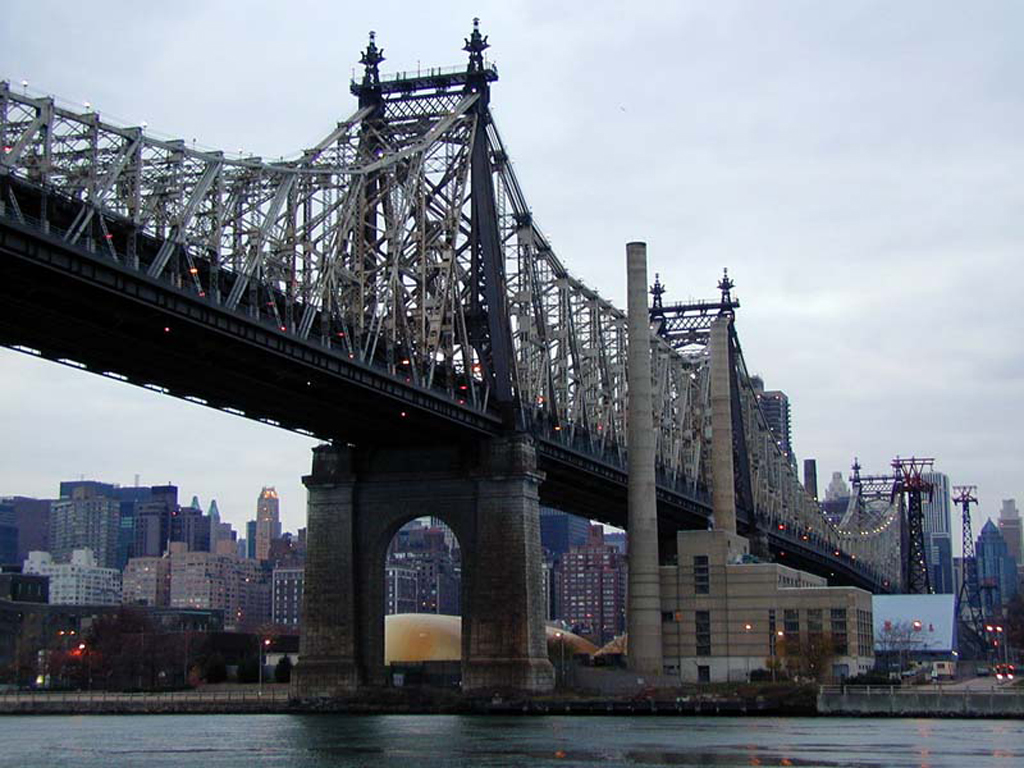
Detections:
[147, 159, 223, 278]
[224, 175, 296, 310]
[469, 104, 517, 422]
[65, 133, 144, 244]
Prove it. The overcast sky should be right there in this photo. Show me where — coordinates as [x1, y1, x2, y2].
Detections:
[1, 1, 1021, 550]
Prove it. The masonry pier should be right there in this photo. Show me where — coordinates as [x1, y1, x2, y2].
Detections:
[293, 435, 554, 697]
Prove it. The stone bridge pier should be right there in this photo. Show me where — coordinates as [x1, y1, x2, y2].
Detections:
[293, 434, 554, 697]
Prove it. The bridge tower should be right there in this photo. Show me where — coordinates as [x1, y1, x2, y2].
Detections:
[892, 457, 934, 595]
[293, 23, 552, 697]
[953, 485, 987, 655]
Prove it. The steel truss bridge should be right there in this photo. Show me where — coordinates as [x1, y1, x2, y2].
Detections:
[0, 23, 898, 592]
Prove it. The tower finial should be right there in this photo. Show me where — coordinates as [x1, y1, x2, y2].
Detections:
[651, 273, 665, 309]
[464, 17, 489, 74]
[360, 30, 385, 88]
[717, 267, 735, 309]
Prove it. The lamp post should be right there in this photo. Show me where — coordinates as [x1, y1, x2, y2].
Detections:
[554, 631, 565, 689]
[771, 630, 784, 682]
[258, 637, 270, 695]
[743, 623, 753, 682]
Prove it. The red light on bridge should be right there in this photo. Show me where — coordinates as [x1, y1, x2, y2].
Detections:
[777, 524, 785, 530]
[163, 326, 171, 333]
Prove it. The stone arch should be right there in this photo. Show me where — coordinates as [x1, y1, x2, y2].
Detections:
[294, 435, 553, 696]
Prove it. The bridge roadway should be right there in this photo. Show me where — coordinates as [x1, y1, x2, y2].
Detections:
[0, 182, 881, 591]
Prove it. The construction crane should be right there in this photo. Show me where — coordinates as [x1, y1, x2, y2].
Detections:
[953, 485, 987, 657]
[892, 457, 934, 595]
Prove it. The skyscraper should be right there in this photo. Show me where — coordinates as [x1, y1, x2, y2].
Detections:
[255, 488, 281, 562]
[757, 389, 794, 465]
[921, 472, 954, 594]
[539, 508, 590, 558]
[49, 486, 121, 569]
[997, 499, 1022, 564]
[976, 520, 1018, 614]
[803, 459, 819, 500]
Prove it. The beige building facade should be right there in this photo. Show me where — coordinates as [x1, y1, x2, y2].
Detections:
[169, 550, 263, 630]
[660, 530, 874, 683]
[122, 556, 171, 607]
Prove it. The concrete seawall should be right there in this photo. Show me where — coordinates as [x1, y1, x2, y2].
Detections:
[818, 686, 1024, 717]
[0, 689, 296, 715]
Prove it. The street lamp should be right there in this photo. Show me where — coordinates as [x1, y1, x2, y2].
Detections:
[258, 637, 271, 695]
[743, 623, 753, 682]
[771, 630, 784, 683]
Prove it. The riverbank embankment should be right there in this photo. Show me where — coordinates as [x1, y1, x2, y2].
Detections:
[818, 685, 1024, 717]
[0, 684, 816, 716]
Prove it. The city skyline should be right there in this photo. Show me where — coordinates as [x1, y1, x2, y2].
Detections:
[1, 2, 1021, 544]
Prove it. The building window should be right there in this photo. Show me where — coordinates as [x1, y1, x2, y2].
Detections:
[694, 555, 709, 595]
[697, 665, 711, 683]
[783, 608, 800, 648]
[856, 608, 872, 656]
[807, 608, 823, 638]
[695, 610, 711, 656]
[831, 608, 848, 655]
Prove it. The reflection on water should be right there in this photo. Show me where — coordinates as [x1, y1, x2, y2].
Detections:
[6, 714, 1023, 767]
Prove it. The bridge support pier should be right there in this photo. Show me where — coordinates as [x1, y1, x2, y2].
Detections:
[293, 434, 554, 698]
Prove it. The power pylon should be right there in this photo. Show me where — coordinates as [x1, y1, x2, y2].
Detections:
[892, 457, 934, 594]
[953, 485, 986, 656]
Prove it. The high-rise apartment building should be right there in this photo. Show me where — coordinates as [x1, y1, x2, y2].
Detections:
[757, 388, 794, 465]
[132, 485, 179, 558]
[49, 486, 121, 569]
[0, 496, 51, 563]
[385, 520, 461, 616]
[255, 488, 281, 562]
[170, 504, 211, 553]
[122, 556, 171, 607]
[24, 549, 121, 606]
[0, 506, 16, 565]
[168, 550, 266, 630]
[385, 563, 418, 614]
[998, 499, 1022, 565]
[803, 459, 819, 500]
[272, 566, 304, 629]
[921, 472, 954, 594]
[554, 525, 627, 646]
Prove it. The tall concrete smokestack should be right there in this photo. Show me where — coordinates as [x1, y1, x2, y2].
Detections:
[625, 241, 663, 676]
[710, 315, 737, 533]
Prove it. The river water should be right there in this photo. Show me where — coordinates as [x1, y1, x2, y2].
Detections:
[4, 715, 1022, 766]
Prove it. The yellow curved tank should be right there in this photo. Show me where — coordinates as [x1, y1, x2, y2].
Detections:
[383, 614, 597, 663]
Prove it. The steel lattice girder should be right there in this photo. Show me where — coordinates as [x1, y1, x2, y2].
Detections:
[0, 72, 900, 585]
